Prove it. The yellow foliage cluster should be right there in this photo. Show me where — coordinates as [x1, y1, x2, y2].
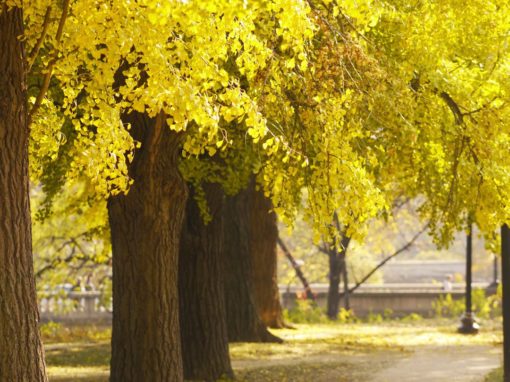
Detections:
[12, 0, 510, 244]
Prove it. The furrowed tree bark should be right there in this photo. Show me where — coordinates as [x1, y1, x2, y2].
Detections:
[248, 184, 286, 329]
[0, 6, 48, 381]
[224, 189, 282, 343]
[108, 111, 187, 381]
[179, 183, 233, 381]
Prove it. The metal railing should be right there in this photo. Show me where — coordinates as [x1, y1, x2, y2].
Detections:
[38, 291, 111, 323]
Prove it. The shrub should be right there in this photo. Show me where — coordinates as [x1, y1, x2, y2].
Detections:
[433, 288, 501, 319]
[284, 299, 329, 324]
[337, 308, 358, 323]
[401, 313, 423, 322]
[40, 321, 63, 339]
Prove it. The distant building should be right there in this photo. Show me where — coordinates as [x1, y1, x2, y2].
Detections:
[382, 260, 493, 284]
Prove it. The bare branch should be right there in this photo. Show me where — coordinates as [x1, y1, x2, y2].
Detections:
[27, 6, 52, 72]
[277, 237, 315, 301]
[341, 223, 429, 297]
[36, 245, 76, 278]
[29, 0, 70, 122]
[317, 245, 330, 255]
[440, 91, 464, 125]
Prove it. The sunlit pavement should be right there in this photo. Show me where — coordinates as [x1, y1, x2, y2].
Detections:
[370, 345, 500, 382]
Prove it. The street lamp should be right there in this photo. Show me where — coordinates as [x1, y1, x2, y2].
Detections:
[501, 224, 510, 381]
[458, 219, 479, 334]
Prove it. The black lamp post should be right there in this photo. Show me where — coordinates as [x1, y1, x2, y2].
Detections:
[458, 219, 479, 334]
[501, 224, 510, 381]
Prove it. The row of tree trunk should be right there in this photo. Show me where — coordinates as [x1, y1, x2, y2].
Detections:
[108, 129, 285, 380]
[1, 83, 283, 380]
[7, 5, 510, 382]
[2, 6, 284, 380]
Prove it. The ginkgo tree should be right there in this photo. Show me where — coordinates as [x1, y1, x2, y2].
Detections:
[175, 0, 393, 355]
[366, 0, 510, 241]
[25, 0, 393, 379]
[0, 4, 48, 381]
[20, 0, 410, 379]
[6, 0, 510, 381]
[24, 0, 317, 380]
[366, 0, 510, 374]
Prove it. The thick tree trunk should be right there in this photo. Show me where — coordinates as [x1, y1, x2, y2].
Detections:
[224, 189, 282, 343]
[179, 183, 233, 381]
[327, 249, 342, 320]
[342, 258, 350, 310]
[108, 112, 186, 381]
[248, 185, 286, 329]
[0, 6, 48, 381]
[327, 235, 351, 320]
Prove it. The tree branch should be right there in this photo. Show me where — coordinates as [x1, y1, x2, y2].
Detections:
[29, 0, 70, 122]
[27, 6, 52, 72]
[440, 91, 464, 125]
[36, 245, 76, 279]
[341, 223, 429, 297]
[317, 245, 330, 255]
[277, 237, 316, 301]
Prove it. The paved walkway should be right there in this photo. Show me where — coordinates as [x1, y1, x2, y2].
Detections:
[232, 345, 501, 381]
[369, 345, 501, 382]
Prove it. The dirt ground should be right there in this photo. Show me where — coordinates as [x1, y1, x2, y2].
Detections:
[44, 319, 503, 381]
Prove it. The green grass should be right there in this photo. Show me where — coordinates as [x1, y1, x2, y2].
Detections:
[41, 322, 111, 344]
[233, 362, 373, 382]
[45, 342, 110, 381]
[484, 367, 503, 382]
[42, 319, 502, 381]
[41, 323, 111, 381]
[230, 319, 501, 361]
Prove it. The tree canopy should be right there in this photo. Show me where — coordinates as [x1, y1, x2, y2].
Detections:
[16, 0, 510, 258]
[3, 0, 510, 380]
